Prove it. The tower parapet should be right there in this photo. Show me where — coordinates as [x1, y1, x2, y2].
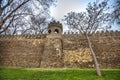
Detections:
[47, 20, 63, 39]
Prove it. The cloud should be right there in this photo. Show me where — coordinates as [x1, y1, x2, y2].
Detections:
[50, 0, 95, 20]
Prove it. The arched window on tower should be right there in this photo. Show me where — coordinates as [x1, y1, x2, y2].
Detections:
[54, 29, 59, 34]
[48, 29, 51, 34]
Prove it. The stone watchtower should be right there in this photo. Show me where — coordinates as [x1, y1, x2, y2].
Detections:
[47, 20, 63, 39]
[40, 21, 63, 67]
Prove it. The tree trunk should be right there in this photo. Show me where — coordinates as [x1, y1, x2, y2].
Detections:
[86, 34, 102, 76]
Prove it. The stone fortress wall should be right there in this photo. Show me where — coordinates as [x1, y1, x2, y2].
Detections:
[63, 31, 120, 68]
[0, 30, 120, 68]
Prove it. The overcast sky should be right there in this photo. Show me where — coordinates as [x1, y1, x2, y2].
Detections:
[50, 0, 114, 20]
[50, 0, 96, 21]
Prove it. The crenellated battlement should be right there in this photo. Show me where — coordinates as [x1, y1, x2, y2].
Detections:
[63, 30, 120, 36]
[0, 34, 47, 40]
[0, 30, 120, 40]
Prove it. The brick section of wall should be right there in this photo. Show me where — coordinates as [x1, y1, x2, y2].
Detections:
[93, 36, 120, 68]
[0, 38, 44, 67]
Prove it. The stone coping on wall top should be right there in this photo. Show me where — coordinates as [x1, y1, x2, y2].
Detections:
[0, 30, 120, 39]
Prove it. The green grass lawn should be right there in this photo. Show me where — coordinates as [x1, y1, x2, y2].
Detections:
[0, 67, 120, 80]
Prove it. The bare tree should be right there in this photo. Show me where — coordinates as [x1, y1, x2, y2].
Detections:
[4, 14, 28, 35]
[112, 0, 120, 25]
[0, 0, 30, 34]
[0, 0, 56, 34]
[63, 0, 111, 76]
[21, 14, 48, 35]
